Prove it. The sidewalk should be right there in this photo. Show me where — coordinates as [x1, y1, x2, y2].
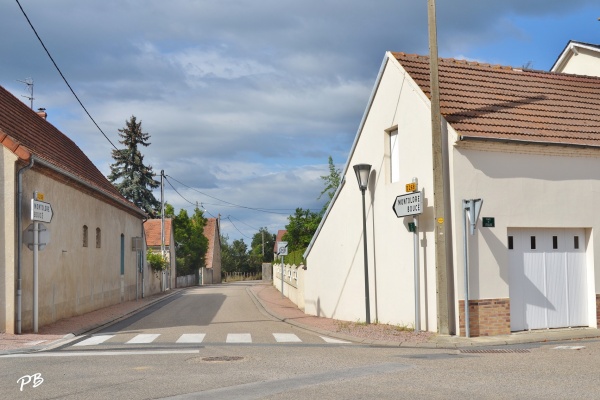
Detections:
[0, 289, 181, 355]
[2, 282, 600, 354]
[247, 283, 600, 349]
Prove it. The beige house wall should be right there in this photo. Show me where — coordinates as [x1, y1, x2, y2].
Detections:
[17, 168, 159, 331]
[554, 47, 600, 77]
[0, 147, 17, 332]
[449, 140, 600, 329]
[305, 54, 440, 330]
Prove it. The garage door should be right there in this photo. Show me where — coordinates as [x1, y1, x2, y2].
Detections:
[508, 228, 588, 332]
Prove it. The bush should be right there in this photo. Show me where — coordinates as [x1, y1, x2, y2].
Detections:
[147, 250, 168, 273]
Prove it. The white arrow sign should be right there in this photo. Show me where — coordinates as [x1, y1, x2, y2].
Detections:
[31, 199, 53, 223]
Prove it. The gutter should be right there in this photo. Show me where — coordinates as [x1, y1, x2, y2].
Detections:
[16, 157, 34, 334]
[458, 135, 600, 150]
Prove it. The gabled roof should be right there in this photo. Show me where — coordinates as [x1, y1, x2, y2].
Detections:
[203, 218, 220, 269]
[393, 52, 600, 147]
[0, 85, 144, 217]
[144, 219, 172, 247]
[550, 40, 600, 73]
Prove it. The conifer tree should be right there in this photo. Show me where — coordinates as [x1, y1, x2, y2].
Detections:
[108, 115, 160, 217]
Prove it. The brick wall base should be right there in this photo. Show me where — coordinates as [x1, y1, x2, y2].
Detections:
[596, 295, 600, 327]
[458, 298, 511, 337]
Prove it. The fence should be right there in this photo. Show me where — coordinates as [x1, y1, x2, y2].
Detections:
[223, 271, 262, 282]
[273, 263, 305, 310]
[176, 274, 197, 288]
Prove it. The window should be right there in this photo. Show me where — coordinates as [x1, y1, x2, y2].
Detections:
[389, 130, 399, 183]
[96, 228, 101, 248]
[530, 236, 536, 250]
[83, 225, 88, 247]
[574, 236, 580, 250]
[120, 234, 125, 275]
[552, 236, 558, 250]
[508, 236, 513, 250]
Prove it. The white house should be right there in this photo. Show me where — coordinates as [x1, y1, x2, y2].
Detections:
[551, 40, 600, 77]
[303, 51, 600, 337]
[0, 85, 160, 334]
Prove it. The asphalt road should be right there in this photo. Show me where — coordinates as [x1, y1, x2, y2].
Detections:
[2, 282, 600, 399]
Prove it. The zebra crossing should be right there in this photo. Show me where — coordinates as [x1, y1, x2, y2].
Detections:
[73, 332, 351, 347]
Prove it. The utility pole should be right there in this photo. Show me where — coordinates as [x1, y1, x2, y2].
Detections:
[428, 0, 451, 335]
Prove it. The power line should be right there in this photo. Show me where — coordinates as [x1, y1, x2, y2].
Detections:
[225, 216, 253, 240]
[15, 0, 118, 151]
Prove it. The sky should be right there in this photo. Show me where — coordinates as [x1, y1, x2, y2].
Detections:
[1, 0, 599, 244]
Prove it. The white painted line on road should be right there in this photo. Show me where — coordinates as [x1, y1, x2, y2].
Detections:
[320, 336, 351, 344]
[73, 334, 115, 346]
[2, 350, 200, 358]
[553, 346, 585, 350]
[176, 334, 206, 343]
[127, 334, 161, 344]
[273, 333, 302, 343]
[226, 333, 252, 343]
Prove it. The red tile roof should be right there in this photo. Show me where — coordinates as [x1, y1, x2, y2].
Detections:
[0, 85, 144, 217]
[273, 230, 287, 252]
[144, 219, 172, 247]
[392, 53, 600, 147]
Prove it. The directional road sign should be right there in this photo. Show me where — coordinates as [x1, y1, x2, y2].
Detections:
[31, 199, 53, 223]
[393, 192, 423, 217]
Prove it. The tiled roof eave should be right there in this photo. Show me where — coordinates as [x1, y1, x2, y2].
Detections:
[458, 134, 600, 150]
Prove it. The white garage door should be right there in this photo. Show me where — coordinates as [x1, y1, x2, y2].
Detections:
[508, 228, 588, 332]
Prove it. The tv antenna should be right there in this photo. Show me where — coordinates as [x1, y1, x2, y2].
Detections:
[17, 78, 34, 109]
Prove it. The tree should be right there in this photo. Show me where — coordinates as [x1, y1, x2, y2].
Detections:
[220, 235, 252, 273]
[283, 208, 322, 252]
[108, 115, 160, 217]
[249, 227, 275, 270]
[318, 155, 341, 215]
[172, 207, 208, 276]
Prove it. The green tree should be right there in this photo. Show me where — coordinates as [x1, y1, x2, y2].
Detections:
[108, 115, 160, 217]
[172, 207, 208, 276]
[249, 227, 275, 271]
[283, 208, 322, 252]
[318, 155, 341, 214]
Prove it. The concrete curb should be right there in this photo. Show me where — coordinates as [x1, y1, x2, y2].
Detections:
[0, 289, 183, 355]
[247, 283, 600, 349]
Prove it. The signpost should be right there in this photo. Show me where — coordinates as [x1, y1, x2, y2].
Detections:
[393, 181, 423, 332]
[28, 192, 53, 333]
[462, 198, 483, 338]
[277, 242, 288, 297]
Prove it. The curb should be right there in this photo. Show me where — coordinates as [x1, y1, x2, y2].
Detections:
[247, 283, 600, 349]
[0, 289, 183, 355]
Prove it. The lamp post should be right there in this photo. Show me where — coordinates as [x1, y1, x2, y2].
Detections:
[353, 163, 372, 324]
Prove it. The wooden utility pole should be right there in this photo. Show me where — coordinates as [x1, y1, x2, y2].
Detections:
[428, 0, 450, 335]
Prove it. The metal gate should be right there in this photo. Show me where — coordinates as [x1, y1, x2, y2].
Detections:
[508, 228, 588, 331]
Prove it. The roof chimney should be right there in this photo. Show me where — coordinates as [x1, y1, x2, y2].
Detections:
[37, 108, 47, 120]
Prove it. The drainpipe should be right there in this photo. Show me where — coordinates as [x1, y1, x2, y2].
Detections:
[16, 157, 35, 334]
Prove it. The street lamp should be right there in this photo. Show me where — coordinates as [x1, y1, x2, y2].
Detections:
[353, 163, 372, 324]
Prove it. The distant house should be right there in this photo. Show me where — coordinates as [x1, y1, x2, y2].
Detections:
[274, 230, 287, 260]
[551, 40, 600, 77]
[303, 50, 600, 337]
[0, 85, 160, 334]
[143, 218, 176, 290]
[201, 218, 222, 284]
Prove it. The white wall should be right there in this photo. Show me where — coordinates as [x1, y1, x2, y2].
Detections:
[305, 54, 439, 330]
[0, 147, 17, 332]
[555, 47, 600, 77]
[449, 141, 600, 328]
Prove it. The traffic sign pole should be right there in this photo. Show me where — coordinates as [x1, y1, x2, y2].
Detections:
[33, 220, 39, 333]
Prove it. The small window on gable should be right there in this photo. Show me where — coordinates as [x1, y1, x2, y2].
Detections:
[508, 236, 513, 250]
[552, 236, 558, 250]
[574, 236, 580, 250]
[530, 236, 536, 250]
[389, 129, 399, 183]
[96, 228, 101, 248]
[83, 225, 88, 247]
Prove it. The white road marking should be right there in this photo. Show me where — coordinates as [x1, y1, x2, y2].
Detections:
[126, 334, 161, 344]
[226, 333, 252, 343]
[176, 333, 206, 343]
[2, 350, 200, 358]
[73, 334, 115, 346]
[553, 346, 585, 350]
[273, 333, 302, 343]
[320, 336, 351, 344]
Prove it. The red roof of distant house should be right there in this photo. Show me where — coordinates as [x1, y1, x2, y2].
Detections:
[0, 85, 144, 217]
[144, 219, 172, 247]
[393, 52, 600, 147]
[273, 230, 287, 252]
